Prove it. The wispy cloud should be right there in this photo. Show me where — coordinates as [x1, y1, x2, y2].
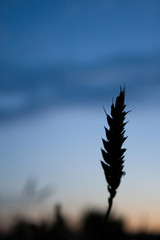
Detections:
[0, 54, 160, 121]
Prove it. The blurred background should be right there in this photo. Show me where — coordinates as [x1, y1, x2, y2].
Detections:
[0, 0, 160, 236]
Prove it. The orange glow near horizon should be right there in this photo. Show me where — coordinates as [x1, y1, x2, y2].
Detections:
[0, 201, 160, 234]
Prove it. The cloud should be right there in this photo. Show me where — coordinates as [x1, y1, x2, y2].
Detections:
[0, 53, 160, 121]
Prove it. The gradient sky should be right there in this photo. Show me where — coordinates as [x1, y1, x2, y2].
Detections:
[0, 0, 160, 233]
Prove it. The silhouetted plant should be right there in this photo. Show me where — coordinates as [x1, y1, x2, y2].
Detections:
[100, 86, 128, 233]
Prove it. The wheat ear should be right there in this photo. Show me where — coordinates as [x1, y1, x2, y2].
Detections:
[101, 86, 128, 228]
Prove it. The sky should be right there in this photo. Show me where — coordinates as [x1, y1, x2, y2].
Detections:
[0, 0, 160, 233]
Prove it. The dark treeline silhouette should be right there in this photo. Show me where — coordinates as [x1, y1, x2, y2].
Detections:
[0, 205, 159, 240]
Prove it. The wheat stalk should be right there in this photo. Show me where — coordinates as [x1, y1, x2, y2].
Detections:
[100, 86, 128, 232]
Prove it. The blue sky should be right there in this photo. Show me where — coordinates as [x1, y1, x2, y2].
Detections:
[1, 0, 160, 65]
[0, 0, 160, 232]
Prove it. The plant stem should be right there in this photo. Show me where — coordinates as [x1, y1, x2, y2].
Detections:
[100, 196, 113, 239]
[104, 197, 113, 224]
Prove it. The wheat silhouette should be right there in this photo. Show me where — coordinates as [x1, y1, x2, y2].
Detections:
[101, 86, 128, 232]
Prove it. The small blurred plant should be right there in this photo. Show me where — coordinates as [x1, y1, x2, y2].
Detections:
[100, 86, 129, 233]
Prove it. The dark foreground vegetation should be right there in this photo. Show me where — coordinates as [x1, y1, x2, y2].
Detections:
[0, 206, 159, 240]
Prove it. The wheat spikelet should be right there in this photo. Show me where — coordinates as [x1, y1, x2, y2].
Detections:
[101, 86, 128, 224]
